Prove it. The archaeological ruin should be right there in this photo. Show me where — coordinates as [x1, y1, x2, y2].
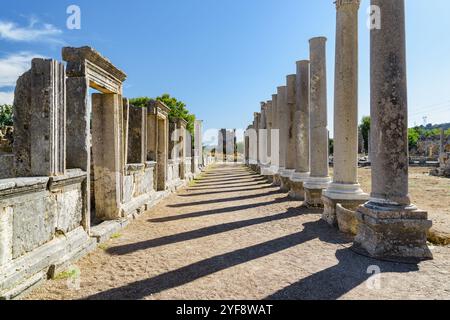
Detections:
[1, 0, 449, 301]
[0, 47, 208, 299]
[244, 0, 433, 261]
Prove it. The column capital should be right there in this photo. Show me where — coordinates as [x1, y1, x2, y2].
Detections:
[335, 0, 360, 10]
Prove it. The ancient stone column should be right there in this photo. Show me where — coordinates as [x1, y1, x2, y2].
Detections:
[322, 0, 368, 226]
[355, 0, 432, 260]
[290, 60, 311, 200]
[254, 113, 261, 171]
[281, 75, 297, 192]
[270, 94, 281, 185]
[304, 37, 331, 206]
[277, 86, 289, 192]
[266, 100, 273, 168]
[259, 102, 269, 168]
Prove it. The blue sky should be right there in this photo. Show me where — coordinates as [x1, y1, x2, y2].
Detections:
[1, 0, 450, 140]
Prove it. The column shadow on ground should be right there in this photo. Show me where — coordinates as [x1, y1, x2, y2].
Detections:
[148, 197, 292, 223]
[188, 181, 269, 191]
[264, 247, 418, 300]
[196, 176, 263, 183]
[177, 185, 274, 197]
[107, 206, 321, 256]
[191, 178, 267, 187]
[85, 217, 418, 300]
[168, 190, 281, 208]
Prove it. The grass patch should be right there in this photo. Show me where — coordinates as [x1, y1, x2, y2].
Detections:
[98, 243, 109, 250]
[110, 233, 122, 239]
[55, 269, 79, 280]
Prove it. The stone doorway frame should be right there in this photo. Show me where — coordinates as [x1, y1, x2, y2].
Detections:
[147, 100, 170, 191]
[63, 46, 127, 233]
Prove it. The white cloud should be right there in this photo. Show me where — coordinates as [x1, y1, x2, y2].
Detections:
[0, 52, 44, 87]
[0, 19, 62, 42]
[0, 91, 14, 105]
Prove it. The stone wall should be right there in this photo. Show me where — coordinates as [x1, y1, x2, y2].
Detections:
[0, 170, 95, 299]
[0, 46, 207, 299]
[121, 162, 156, 216]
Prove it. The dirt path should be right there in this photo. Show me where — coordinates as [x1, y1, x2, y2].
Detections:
[26, 164, 450, 300]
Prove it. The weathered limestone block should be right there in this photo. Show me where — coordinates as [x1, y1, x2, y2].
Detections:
[12, 70, 32, 177]
[0, 155, 15, 179]
[355, 204, 432, 260]
[53, 182, 83, 234]
[11, 182, 54, 259]
[92, 93, 122, 221]
[336, 203, 359, 235]
[62, 46, 126, 94]
[0, 207, 13, 266]
[127, 105, 147, 164]
[66, 77, 90, 171]
[14, 59, 66, 177]
[122, 175, 134, 204]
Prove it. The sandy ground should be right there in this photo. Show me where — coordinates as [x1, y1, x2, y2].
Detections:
[26, 164, 450, 300]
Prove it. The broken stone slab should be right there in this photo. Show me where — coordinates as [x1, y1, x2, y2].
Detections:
[0, 177, 49, 196]
[48, 169, 87, 191]
[89, 220, 130, 244]
[62, 46, 127, 82]
[336, 203, 359, 235]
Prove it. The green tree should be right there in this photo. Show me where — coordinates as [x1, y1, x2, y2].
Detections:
[329, 138, 334, 156]
[129, 94, 195, 135]
[359, 116, 371, 152]
[408, 127, 420, 151]
[236, 142, 244, 154]
[0, 104, 13, 128]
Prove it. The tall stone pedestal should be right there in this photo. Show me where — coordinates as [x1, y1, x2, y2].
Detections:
[289, 172, 309, 201]
[272, 170, 281, 187]
[354, 203, 433, 261]
[322, 184, 368, 226]
[304, 177, 331, 207]
[280, 169, 294, 193]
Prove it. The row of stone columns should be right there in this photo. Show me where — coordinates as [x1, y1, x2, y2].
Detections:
[245, 0, 432, 261]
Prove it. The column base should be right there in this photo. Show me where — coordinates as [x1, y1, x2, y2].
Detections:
[260, 164, 272, 176]
[289, 181, 304, 200]
[273, 174, 282, 186]
[289, 172, 309, 200]
[280, 169, 295, 193]
[354, 202, 433, 261]
[304, 188, 325, 207]
[322, 184, 369, 227]
[303, 176, 331, 207]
